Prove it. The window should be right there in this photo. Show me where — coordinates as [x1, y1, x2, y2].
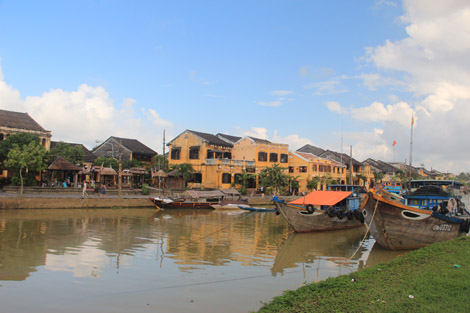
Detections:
[189, 173, 202, 183]
[234, 174, 242, 184]
[313, 164, 318, 171]
[289, 166, 294, 173]
[222, 173, 231, 184]
[223, 152, 232, 159]
[189, 146, 199, 159]
[258, 152, 267, 162]
[269, 153, 278, 162]
[280, 154, 288, 163]
[299, 166, 307, 173]
[171, 148, 181, 160]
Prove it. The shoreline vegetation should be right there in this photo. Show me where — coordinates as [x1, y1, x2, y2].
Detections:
[255, 236, 470, 313]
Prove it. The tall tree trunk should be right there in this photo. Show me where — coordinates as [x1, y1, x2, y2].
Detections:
[19, 167, 24, 195]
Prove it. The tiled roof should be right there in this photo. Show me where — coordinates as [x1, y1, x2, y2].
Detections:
[188, 130, 233, 148]
[216, 133, 242, 144]
[0, 109, 47, 132]
[247, 136, 271, 144]
[48, 156, 81, 171]
[110, 136, 157, 155]
[297, 144, 325, 156]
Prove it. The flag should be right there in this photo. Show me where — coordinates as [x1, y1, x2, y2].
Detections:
[393, 140, 396, 146]
[411, 114, 414, 126]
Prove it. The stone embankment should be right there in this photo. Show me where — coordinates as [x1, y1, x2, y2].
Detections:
[0, 187, 299, 209]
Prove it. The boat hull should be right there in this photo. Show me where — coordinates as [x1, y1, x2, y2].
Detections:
[363, 192, 468, 250]
[149, 197, 214, 209]
[274, 201, 364, 232]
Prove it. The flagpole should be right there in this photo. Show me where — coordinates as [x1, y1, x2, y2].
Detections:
[409, 113, 414, 185]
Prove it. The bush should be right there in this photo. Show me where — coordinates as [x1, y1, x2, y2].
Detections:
[141, 184, 149, 195]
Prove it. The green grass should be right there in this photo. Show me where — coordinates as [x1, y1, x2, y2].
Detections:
[256, 237, 470, 313]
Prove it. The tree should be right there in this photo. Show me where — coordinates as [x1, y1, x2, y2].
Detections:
[258, 164, 288, 195]
[94, 157, 119, 170]
[236, 169, 256, 195]
[170, 163, 194, 187]
[153, 155, 168, 171]
[373, 171, 385, 184]
[307, 177, 319, 191]
[49, 142, 84, 165]
[0, 132, 39, 162]
[4, 142, 47, 194]
[288, 175, 301, 194]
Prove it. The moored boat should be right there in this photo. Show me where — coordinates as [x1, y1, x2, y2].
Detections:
[363, 188, 470, 250]
[148, 197, 214, 210]
[238, 205, 276, 212]
[273, 190, 366, 232]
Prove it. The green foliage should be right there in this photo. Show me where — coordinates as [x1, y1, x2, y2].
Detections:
[373, 171, 385, 183]
[94, 157, 119, 171]
[141, 183, 149, 195]
[49, 141, 84, 165]
[170, 163, 194, 186]
[258, 164, 288, 194]
[0, 132, 39, 162]
[153, 154, 168, 171]
[256, 237, 470, 313]
[11, 171, 37, 186]
[236, 169, 256, 195]
[307, 177, 319, 191]
[356, 173, 368, 183]
[4, 142, 47, 194]
[125, 159, 143, 169]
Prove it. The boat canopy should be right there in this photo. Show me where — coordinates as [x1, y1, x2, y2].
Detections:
[289, 191, 352, 206]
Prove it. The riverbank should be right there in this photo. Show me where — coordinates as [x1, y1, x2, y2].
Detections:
[256, 236, 470, 313]
[0, 188, 297, 209]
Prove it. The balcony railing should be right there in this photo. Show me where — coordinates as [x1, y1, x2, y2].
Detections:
[204, 159, 255, 167]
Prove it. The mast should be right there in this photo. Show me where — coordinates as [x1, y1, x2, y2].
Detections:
[409, 113, 414, 184]
[349, 145, 353, 185]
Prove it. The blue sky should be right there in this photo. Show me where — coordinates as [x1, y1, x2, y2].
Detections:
[1, 0, 469, 174]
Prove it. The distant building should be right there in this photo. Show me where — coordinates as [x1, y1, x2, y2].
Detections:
[0, 109, 51, 150]
[92, 136, 157, 164]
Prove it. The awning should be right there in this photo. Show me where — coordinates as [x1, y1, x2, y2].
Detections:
[289, 191, 352, 206]
[184, 190, 224, 199]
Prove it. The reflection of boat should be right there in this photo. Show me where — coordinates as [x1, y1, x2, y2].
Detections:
[271, 228, 366, 274]
[148, 197, 214, 209]
[363, 189, 470, 250]
[273, 190, 366, 232]
[363, 241, 407, 268]
[238, 205, 276, 212]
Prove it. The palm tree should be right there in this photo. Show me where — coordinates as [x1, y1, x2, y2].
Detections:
[171, 163, 194, 187]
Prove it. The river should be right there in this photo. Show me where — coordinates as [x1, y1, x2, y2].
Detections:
[0, 205, 441, 313]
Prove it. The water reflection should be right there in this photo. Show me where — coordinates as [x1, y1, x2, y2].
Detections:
[0, 208, 402, 313]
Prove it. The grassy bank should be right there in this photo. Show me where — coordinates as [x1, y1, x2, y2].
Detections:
[257, 237, 470, 313]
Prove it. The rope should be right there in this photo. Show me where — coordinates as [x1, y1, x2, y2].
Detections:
[347, 193, 381, 261]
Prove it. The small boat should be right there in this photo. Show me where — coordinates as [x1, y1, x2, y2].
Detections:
[148, 197, 214, 210]
[362, 187, 470, 250]
[211, 200, 249, 210]
[238, 205, 276, 212]
[272, 189, 366, 232]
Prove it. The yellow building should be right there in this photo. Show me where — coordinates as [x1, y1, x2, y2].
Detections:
[288, 151, 346, 192]
[167, 130, 243, 189]
[0, 109, 52, 180]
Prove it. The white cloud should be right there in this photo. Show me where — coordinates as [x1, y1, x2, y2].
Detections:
[326, 101, 342, 114]
[257, 100, 283, 107]
[305, 79, 348, 95]
[349, 0, 470, 172]
[243, 127, 269, 139]
[0, 64, 171, 153]
[270, 90, 293, 96]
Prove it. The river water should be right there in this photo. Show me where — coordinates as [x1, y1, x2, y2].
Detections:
[0, 207, 419, 313]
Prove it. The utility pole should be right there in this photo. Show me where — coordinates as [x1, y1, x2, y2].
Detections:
[349, 145, 353, 185]
[118, 139, 122, 199]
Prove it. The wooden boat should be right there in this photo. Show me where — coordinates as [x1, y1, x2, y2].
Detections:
[238, 205, 276, 212]
[272, 190, 366, 232]
[362, 188, 470, 250]
[148, 197, 214, 210]
[211, 200, 249, 210]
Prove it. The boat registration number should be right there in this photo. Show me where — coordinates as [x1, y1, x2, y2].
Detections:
[432, 224, 452, 232]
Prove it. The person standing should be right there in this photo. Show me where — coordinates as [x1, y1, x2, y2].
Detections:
[100, 184, 106, 198]
[82, 181, 88, 198]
